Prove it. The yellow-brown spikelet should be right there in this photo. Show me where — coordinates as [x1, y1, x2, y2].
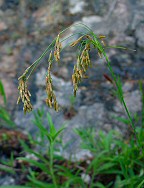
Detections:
[72, 72, 78, 97]
[72, 74, 76, 85]
[85, 43, 91, 51]
[54, 101, 59, 112]
[71, 42, 92, 97]
[72, 65, 82, 96]
[73, 81, 78, 97]
[17, 77, 33, 114]
[70, 36, 84, 47]
[46, 98, 52, 108]
[101, 40, 106, 46]
[79, 69, 83, 78]
[99, 35, 106, 46]
[45, 73, 53, 108]
[86, 34, 93, 40]
[45, 53, 59, 111]
[80, 45, 91, 71]
[54, 34, 62, 62]
[53, 94, 59, 112]
[85, 49, 91, 66]
[81, 63, 87, 72]
[98, 50, 103, 58]
[76, 70, 81, 82]
[17, 96, 21, 104]
[99, 35, 106, 39]
[48, 51, 53, 62]
[77, 56, 83, 70]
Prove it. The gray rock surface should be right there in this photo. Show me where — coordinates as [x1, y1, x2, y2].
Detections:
[135, 22, 144, 49]
[0, 175, 15, 185]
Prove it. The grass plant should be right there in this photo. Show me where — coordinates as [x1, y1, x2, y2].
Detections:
[17, 23, 137, 140]
[0, 23, 143, 187]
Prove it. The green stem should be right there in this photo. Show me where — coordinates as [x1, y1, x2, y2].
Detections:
[139, 81, 144, 128]
[104, 55, 141, 148]
[49, 141, 57, 188]
[106, 45, 136, 51]
[59, 22, 93, 36]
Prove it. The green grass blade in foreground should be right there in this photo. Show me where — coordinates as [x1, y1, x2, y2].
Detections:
[33, 112, 53, 143]
[137, 179, 144, 188]
[27, 177, 55, 188]
[0, 187, 31, 188]
[20, 139, 48, 163]
[0, 164, 15, 174]
[92, 182, 106, 188]
[17, 157, 50, 174]
[52, 127, 65, 141]
[139, 80, 144, 127]
[47, 113, 57, 136]
[0, 106, 16, 126]
[64, 177, 85, 188]
[0, 80, 6, 105]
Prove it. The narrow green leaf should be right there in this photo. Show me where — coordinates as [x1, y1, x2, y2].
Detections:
[97, 163, 116, 173]
[0, 165, 15, 174]
[0, 107, 15, 126]
[53, 127, 65, 141]
[28, 176, 54, 188]
[64, 177, 84, 187]
[92, 182, 105, 188]
[17, 157, 50, 174]
[20, 140, 48, 163]
[0, 187, 31, 188]
[137, 179, 144, 188]
[0, 80, 7, 105]
[47, 113, 56, 136]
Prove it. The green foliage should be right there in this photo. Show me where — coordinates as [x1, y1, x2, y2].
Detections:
[0, 80, 15, 127]
[139, 80, 144, 128]
[15, 111, 144, 188]
[69, 95, 76, 107]
[0, 186, 31, 188]
[18, 110, 66, 188]
[75, 127, 144, 188]
[0, 107, 15, 127]
[0, 80, 6, 105]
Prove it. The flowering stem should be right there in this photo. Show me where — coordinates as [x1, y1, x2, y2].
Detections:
[104, 53, 142, 149]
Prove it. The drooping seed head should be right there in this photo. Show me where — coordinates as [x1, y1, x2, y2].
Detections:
[45, 53, 59, 111]
[17, 77, 33, 114]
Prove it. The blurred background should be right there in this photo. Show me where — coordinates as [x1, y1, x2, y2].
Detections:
[0, 0, 144, 185]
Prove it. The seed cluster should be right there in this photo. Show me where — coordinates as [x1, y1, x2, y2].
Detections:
[72, 43, 91, 96]
[45, 52, 59, 111]
[54, 34, 62, 62]
[17, 31, 108, 113]
[17, 77, 33, 114]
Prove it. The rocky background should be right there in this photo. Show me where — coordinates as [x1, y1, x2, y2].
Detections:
[0, 0, 144, 185]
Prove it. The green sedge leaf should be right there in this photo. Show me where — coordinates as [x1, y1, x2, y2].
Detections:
[47, 113, 56, 136]
[0, 187, 31, 188]
[0, 80, 7, 105]
[17, 157, 50, 174]
[52, 127, 65, 141]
